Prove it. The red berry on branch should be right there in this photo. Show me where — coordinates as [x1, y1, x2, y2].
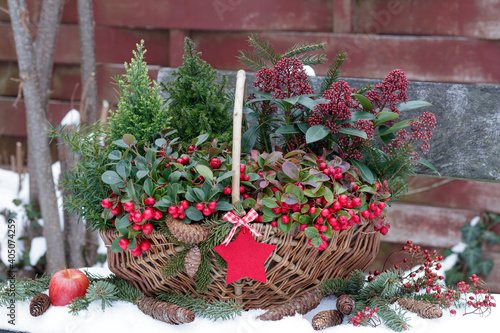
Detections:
[378, 202, 386, 210]
[145, 197, 156, 206]
[352, 197, 362, 207]
[140, 240, 151, 252]
[202, 208, 211, 216]
[119, 238, 129, 250]
[188, 145, 195, 151]
[143, 208, 154, 220]
[210, 158, 222, 169]
[320, 208, 330, 217]
[223, 187, 232, 195]
[282, 215, 290, 224]
[300, 224, 308, 231]
[101, 198, 112, 209]
[124, 201, 135, 212]
[309, 207, 317, 214]
[271, 221, 277, 227]
[208, 201, 217, 210]
[153, 210, 163, 220]
[132, 223, 142, 231]
[181, 200, 189, 209]
[240, 163, 246, 174]
[142, 223, 153, 235]
[239, 186, 246, 194]
[272, 207, 281, 214]
[319, 162, 328, 171]
[133, 213, 143, 224]
[168, 206, 178, 215]
[111, 205, 122, 216]
[181, 155, 190, 164]
[271, 187, 279, 193]
[196, 203, 204, 211]
[242, 194, 250, 199]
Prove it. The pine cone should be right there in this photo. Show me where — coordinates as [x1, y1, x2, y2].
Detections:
[312, 310, 344, 330]
[184, 245, 201, 278]
[166, 215, 209, 244]
[257, 289, 324, 321]
[336, 294, 356, 315]
[397, 298, 443, 319]
[135, 295, 195, 325]
[30, 293, 50, 317]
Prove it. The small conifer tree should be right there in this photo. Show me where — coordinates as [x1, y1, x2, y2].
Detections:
[163, 37, 233, 145]
[108, 40, 169, 149]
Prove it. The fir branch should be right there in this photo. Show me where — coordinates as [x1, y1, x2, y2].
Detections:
[237, 49, 269, 71]
[282, 41, 327, 59]
[68, 296, 91, 315]
[85, 281, 120, 310]
[247, 34, 279, 65]
[111, 278, 144, 303]
[0, 275, 52, 306]
[194, 252, 212, 293]
[320, 275, 351, 297]
[156, 292, 243, 321]
[320, 52, 347, 95]
[296, 54, 328, 66]
[161, 248, 190, 279]
[369, 297, 410, 332]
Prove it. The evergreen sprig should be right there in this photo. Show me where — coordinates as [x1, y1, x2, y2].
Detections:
[0, 274, 51, 306]
[237, 34, 327, 71]
[156, 292, 243, 321]
[108, 40, 169, 153]
[162, 37, 233, 145]
[48, 121, 110, 230]
[319, 52, 347, 95]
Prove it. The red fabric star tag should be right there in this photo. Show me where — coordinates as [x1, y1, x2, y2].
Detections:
[215, 227, 276, 284]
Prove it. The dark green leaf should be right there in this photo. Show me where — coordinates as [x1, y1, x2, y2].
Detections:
[115, 216, 131, 236]
[276, 125, 301, 135]
[111, 236, 125, 253]
[192, 133, 210, 147]
[277, 218, 293, 233]
[474, 259, 494, 276]
[144, 178, 154, 196]
[311, 236, 322, 247]
[136, 170, 148, 180]
[480, 231, 500, 246]
[116, 160, 131, 179]
[351, 93, 374, 111]
[417, 158, 441, 176]
[112, 139, 129, 148]
[216, 170, 235, 183]
[351, 111, 376, 122]
[102, 171, 122, 184]
[350, 160, 375, 184]
[337, 127, 367, 139]
[305, 226, 318, 239]
[261, 197, 279, 208]
[306, 125, 330, 144]
[108, 150, 122, 160]
[461, 224, 481, 243]
[185, 206, 204, 221]
[397, 100, 433, 112]
[214, 201, 232, 211]
[461, 247, 482, 268]
[373, 111, 400, 126]
[377, 119, 414, 136]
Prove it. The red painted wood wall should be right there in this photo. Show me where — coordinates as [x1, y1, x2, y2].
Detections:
[1, 0, 499, 288]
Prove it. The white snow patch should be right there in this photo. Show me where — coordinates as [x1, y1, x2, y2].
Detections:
[470, 216, 481, 227]
[60, 109, 81, 126]
[303, 65, 316, 77]
[29, 237, 47, 266]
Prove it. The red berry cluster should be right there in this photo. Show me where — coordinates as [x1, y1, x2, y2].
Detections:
[102, 196, 162, 256]
[457, 275, 496, 316]
[349, 306, 380, 327]
[195, 200, 218, 217]
[168, 200, 190, 219]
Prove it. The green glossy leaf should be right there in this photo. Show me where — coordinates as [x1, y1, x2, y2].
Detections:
[299, 215, 312, 225]
[112, 139, 129, 148]
[351, 93, 374, 111]
[276, 125, 301, 135]
[278, 218, 293, 233]
[373, 111, 400, 126]
[377, 119, 414, 136]
[135, 156, 148, 170]
[306, 125, 330, 144]
[337, 127, 367, 139]
[185, 206, 204, 221]
[144, 178, 154, 196]
[192, 133, 210, 147]
[216, 170, 235, 183]
[196, 165, 214, 181]
[136, 170, 148, 180]
[351, 111, 376, 122]
[102, 171, 122, 184]
[215, 201, 233, 211]
[350, 160, 375, 184]
[417, 158, 441, 176]
[193, 188, 206, 202]
[397, 100, 433, 112]
[311, 235, 322, 247]
[305, 226, 318, 239]
[111, 236, 125, 253]
[108, 150, 122, 160]
[261, 197, 279, 208]
[115, 215, 131, 236]
[324, 187, 334, 204]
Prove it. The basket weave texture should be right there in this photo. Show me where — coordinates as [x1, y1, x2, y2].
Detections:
[100, 222, 380, 310]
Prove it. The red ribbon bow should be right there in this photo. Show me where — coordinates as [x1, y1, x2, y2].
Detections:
[221, 208, 262, 246]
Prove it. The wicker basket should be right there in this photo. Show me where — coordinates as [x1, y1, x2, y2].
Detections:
[100, 70, 381, 310]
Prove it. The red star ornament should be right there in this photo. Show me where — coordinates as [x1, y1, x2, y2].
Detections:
[215, 227, 276, 284]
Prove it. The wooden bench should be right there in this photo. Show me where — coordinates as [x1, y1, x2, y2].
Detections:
[158, 68, 500, 290]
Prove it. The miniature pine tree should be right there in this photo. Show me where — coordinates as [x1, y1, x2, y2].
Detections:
[108, 40, 169, 151]
[163, 37, 233, 145]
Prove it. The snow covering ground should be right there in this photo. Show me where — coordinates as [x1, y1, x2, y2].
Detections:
[0, 266, 498, 333]
[1, 164, 499, 332]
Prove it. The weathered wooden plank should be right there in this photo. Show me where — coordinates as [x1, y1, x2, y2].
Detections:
[158, 68, 500, 181]
[400, 176, 500, 214]
[353, 0, 500, 40]
[0, 97, 76, 137]
[385, 203, 477, 248]
[333, 0, 353, 33]
[1, 23, 169, 65]
[189, 31, 500, 84]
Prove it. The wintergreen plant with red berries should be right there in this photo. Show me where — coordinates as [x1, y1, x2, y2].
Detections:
[239, 149, 391, 250]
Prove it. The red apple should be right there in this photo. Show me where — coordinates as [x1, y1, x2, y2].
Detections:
[49, 268, 90, 306]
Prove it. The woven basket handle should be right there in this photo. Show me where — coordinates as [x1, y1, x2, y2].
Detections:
[231, 70, 246, 205]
